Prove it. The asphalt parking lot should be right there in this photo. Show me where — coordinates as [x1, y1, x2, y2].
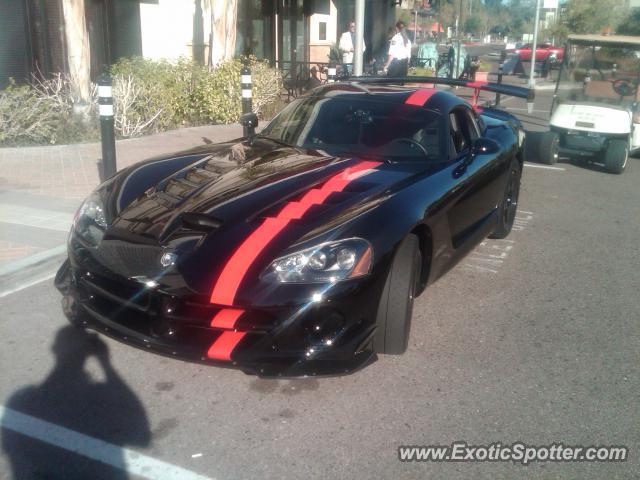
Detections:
[1, 87, 638, 479]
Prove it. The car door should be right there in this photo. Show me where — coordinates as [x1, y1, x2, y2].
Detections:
[446, 106, 506, 250]
[519, 44, 532, 61]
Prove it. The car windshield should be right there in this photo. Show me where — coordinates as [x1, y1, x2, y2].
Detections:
[556, 44, 640, 108]
[259, 95, 442, 162]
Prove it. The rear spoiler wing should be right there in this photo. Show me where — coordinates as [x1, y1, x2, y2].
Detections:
[352, 76, 535, 112]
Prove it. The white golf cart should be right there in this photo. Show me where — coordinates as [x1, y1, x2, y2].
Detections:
[540, 34, 640, 174]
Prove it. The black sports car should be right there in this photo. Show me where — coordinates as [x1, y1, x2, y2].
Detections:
[56, 78, 532, 376]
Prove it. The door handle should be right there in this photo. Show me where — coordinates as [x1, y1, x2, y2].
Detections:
[452, 163, 466, 178]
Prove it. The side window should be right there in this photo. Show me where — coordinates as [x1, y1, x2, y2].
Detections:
[449, 108, 478, 158]
[448, 112, 464, 157]
[461, 109, 480, 141]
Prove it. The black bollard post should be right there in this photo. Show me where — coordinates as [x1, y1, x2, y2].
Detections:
[98, 72, 116, 182]
[327, 64, 336, 83]
[241, 65, 252, 137]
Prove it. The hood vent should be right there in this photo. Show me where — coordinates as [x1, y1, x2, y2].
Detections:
[181, 212, 223, 232]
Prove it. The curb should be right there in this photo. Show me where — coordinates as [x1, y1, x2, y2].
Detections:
[0, 245, 67, 298]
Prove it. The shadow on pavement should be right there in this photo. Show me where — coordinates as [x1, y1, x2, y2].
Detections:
[1, 326, 150, 479]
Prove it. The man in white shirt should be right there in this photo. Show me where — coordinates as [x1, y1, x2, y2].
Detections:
[383, 21, 411, 77]
[338, 21, 366, 75]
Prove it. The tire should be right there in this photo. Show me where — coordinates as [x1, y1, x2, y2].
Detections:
[539, 131, 560, 165]
[61, 295, 87, 329]
[55, 260, 87, 329]
[489, 160, 521, 239]
[604, 139, 628, 174]
[373, 234, 421, 355]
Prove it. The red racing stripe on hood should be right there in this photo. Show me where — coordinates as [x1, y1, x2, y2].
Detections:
[209, 160, 381, 306]
[207, 331, 247, 361]
[210, 308, 245, 329]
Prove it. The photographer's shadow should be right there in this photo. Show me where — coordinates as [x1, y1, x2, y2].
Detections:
[2, 326, 150, 479]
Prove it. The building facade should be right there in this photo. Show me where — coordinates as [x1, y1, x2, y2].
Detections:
[1, 0, 396, 88]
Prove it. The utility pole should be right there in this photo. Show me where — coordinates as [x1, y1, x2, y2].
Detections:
[437, 0, 442, 43]
[529, 0, 541, 88]
[455, 0, 463, 78]
[354, 0, 365, 76]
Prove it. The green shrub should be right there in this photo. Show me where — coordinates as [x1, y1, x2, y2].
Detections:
[111, 56, 282, 129]
[0, 80, 81, 146]
[0, 77, 99, 146]
[0, 56, 283, 146]
[0, 81, 55, 145]
[110, 57, 198, 131]
[191, 56, 282, 124]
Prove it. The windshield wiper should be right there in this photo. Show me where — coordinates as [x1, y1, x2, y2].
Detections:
[331, 150, 393, 163]
[255, 134, 294, 149]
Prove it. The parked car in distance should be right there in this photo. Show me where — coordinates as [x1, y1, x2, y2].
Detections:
[506, 43, 564, 62]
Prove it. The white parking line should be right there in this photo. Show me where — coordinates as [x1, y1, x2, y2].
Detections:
[0, 405, 213, 480]
[0, 204, 74, 232]
[463, 211, 534, 274]
[0, 272, 56, 298]
[524, 162, 565, 171]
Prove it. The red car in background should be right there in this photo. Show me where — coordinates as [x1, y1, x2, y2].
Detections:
[507, 43, 564, 62]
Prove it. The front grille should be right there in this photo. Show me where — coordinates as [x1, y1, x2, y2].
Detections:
[92, 241, 163, 278]
[75, 266, 279, 334]
[78, 270, 151, 311]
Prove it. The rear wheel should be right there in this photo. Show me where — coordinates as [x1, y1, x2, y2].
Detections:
[539, 131, 560, 165]
[373, 234, 421, 355]
[604, 139, 628, 174]
[490, 160, 521, 239]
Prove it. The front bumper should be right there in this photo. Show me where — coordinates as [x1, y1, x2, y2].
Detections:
[55, 249, 382, 377]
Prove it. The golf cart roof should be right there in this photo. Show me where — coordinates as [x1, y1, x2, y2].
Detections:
[567, 34, 640, 48]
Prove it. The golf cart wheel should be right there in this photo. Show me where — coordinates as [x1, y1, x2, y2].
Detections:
[490, 160, 521, 239]
[539, 131, 560, 165]
[373, 234, 421, 355]
[604, 139, 628, 174]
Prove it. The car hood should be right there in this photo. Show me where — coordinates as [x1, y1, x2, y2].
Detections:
[107, 139, 410, 240]
[97, 139, 426, 298]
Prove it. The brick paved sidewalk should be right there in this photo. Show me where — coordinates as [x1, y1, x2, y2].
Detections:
[0, 124, 244, 201]
[0, 124, 244, 276]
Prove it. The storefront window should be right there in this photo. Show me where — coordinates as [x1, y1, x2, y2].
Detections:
[235, 0, 273, 60]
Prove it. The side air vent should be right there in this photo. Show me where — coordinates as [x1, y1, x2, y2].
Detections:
[181, 212, 224, 232]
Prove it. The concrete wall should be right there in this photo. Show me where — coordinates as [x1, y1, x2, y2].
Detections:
[309, 0, 338, 63]
[139, 0, 213, 62]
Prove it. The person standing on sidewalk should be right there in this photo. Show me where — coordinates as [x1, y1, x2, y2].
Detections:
[383, 21, 411, 77]
[339, 21, 366, 76]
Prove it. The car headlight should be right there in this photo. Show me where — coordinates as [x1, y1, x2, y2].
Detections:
[73, 193, 107, 244]
[262, 238, 373, 283]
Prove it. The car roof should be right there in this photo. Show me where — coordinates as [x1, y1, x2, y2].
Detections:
[304, 82, 466, 113]
[568, 34, 640, 48]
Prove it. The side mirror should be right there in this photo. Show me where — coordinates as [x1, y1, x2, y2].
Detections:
[240, 112, 258, 143]
[472, 137, 500, 155]
[463, 137, 500, 167]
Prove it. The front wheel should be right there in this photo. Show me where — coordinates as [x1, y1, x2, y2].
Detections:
[373, 234, 421, 355]
[489, 160, 521, 239]
[604, 139, 628, 174]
